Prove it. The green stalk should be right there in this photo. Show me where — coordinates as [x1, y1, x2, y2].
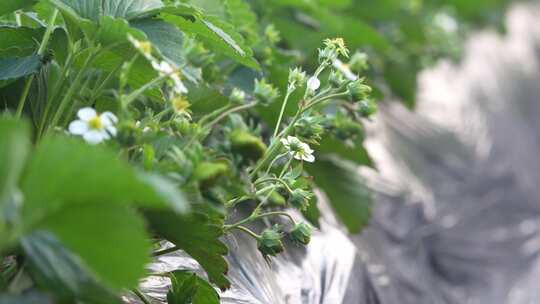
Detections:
[204, 101, 258, 129]
[228, 225, 260, 239]
[272, 87, 293, 138]
[15, 9, 59, 118]
[48, 50, 97, 131]
[37, 51, 75, 139]
[152, 246, 179, 257]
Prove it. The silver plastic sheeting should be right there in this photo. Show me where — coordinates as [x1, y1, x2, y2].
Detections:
[128, 3, 540, 303]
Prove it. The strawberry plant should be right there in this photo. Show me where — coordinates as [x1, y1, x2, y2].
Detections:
[0, 0, 510, 303]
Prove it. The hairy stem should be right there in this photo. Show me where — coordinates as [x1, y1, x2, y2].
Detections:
[15, 9, 59, 118]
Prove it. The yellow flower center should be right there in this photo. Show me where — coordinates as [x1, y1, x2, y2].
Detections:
[140, 41, 152, 55]
[88, 116, 103, 130]
[172, 96, 191, 113]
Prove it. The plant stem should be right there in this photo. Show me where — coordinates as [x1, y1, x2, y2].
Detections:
[15, 9, 59, 119]
[264, 152, 288, 176]
[255, 177, 293, 194]
[122, 74, 168, 107]
[204, 101, 258, 129]
[132, 288, 151, 304]
[48, 49, 97, 131]
[37, 51, 75, 139]
[14, 77, 35, 118]
[229, 225, 260, 239]
[273, 88, 293, 138]
[225, 210, 296, 231]
[152, 246, 179, 257]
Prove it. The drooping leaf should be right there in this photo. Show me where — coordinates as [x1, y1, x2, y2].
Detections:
[21, 231, 120, 303]
[20, 135, 188, 225]
[224, 0, 258, 45]
[0, 55, 42, 82]
[0, 26, 41, 57]
[0, 0, 36, 17]
[306, 157, 372, 233]
[131, 18, 185, 66]
[34, 203, 151, 290]
[167, 270, 220, 304]
[146, 208, 230, 290]
[162, 11, 259, 69]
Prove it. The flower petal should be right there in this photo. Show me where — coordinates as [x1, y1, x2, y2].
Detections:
[300, 143, 313, 154]
[68, 120, 88, 135]
[303, 153, 315, 163]
[106, 126, 117, 136]
[83, 130, 104, 144]
[307, 76, 320, 91]
[77, 107, 97, 121]
[101, 112, 118, 126]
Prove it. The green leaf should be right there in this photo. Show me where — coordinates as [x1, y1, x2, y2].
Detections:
[102, 0, 163, 20]
[0, 118, 30, 218]
[48, 0, 163, 22]
[35, 203, 151, 290]
[0, 292, 53, 304]
[21, 231, 120, 303]
[0, 0, 36, 17]
[131, 18, 185, 66]
[224, 0, 258, 45]
[146, 208, 230, 290]
[306, 157, 372, 233]
[0, 55, 42, 82]
[167, 271, 220, 304]
[0, 26, 41, 57]
[20, 136, 187, 225]
[317, 137, 373, 167]
[162, 12, 259, 69]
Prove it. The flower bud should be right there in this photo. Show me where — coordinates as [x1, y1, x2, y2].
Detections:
[348, 51, 369, 73]
[192, 161, 229, 188]
[230, 130, 267, 162]
[347, 79, 372, 101]
[288, 67, 306, 86]
[257, 226, 284, 256]
[264, 24, 281, 45]
[288, 188, 313, 211]
[294, 116, 324, 143]
[289, 222, 312, 245]
[229, 88, 246, 104]
[328, 70, 345, 87]
[357, 99, 377, 117]
[307, 76, 320, 92]
[332, 116, 364, 140]
[254, 78, 279, 105]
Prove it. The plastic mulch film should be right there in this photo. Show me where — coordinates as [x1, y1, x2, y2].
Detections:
[126, 3, 540, 303]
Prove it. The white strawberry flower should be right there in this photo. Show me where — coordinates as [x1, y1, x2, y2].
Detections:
[127, 35, 153, 60]
[280, 136, 315, 162]
[307, 76, 320, 92]
[68, 107, 118, 144]
[151, 60, 188, 94]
